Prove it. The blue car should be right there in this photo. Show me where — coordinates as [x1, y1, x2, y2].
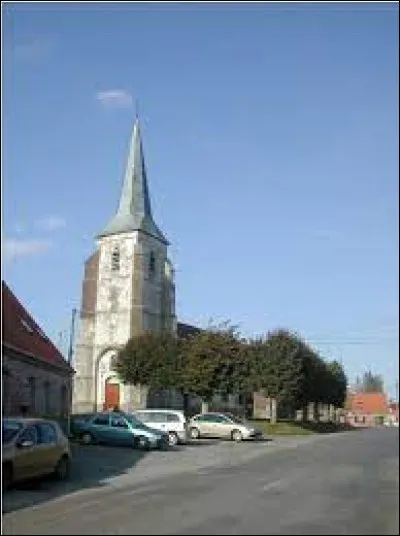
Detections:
[71, 412, 169, 450]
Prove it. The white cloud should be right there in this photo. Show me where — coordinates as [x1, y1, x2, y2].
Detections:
[96, 89, 133, 109]
[35, 216, 66, 231]
[3, 239, 52, 262]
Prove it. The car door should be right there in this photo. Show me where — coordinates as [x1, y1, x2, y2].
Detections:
[212, 414, 234, 438]
[197, 414, 215, 437]
[90, 414, 112, 443]
[13, 425, 42, 481]
[110, 415, 134, 446]
[36, 422, 62, 474]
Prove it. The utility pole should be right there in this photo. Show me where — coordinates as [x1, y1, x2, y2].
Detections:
[66, 308, 78, 437]
[67, 308, 77, 366]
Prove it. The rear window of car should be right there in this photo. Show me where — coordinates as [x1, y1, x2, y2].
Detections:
[146, 412, 167, 423]
[134, 412, 150, 422]
[166, 413, 180, 422]
[37, 422, 58, 444]
[2, 420, 23, 443]
[92, 415, 110, 426]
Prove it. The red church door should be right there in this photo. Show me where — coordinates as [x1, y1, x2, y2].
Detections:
[104, 382, 120, 410]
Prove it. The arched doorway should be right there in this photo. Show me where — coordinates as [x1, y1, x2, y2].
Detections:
[104, 378, 120, 410]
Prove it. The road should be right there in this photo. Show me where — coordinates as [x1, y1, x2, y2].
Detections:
[2, 428, 398, 535]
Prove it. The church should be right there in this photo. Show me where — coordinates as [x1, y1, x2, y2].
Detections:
[72, 117, 178, 414]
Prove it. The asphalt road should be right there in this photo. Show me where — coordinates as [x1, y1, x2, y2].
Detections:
[2, 428, 398, 535]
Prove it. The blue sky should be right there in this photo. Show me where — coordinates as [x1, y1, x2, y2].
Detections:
[2, 2, 399, 399]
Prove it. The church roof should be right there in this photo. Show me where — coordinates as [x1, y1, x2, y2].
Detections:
[98, 118, 168, 244]
[2, 281, 74, 373]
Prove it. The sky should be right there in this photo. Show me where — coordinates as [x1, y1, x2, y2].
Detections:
[2, 2, 399, 399]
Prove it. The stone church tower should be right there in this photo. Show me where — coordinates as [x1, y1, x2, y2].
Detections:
[73, 118, 176, 413]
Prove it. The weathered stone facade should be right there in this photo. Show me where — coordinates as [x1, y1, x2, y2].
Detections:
[2, 349, 71, 418]
[72, 119, 176, 414]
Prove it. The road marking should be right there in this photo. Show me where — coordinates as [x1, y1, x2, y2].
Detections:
[260, 478, 289, 492]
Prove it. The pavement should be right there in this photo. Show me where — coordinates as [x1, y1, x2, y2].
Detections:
[2, 428, 399, 535]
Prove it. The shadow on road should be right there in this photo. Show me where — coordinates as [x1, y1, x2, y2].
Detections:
[2, 442, 149, 514]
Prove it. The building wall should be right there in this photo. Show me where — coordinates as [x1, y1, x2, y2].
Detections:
[346, 412, 386, 427]
[2, 349, 72, 418]
[73, 230, 176, 414]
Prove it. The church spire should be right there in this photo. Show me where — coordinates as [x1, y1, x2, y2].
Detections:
[98, 117, 168, 244]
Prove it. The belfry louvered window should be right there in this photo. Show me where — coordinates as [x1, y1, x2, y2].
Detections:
[111, 247, 120, 272]
[149, 252, 156, 276]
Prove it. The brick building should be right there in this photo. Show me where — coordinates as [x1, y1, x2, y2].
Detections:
[2, 281, 74, 417]
[345, 391, 390, 427]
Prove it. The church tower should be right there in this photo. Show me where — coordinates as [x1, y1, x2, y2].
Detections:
[73, 118, 176, 413]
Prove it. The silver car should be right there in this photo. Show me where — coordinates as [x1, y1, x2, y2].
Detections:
[188, 412, 263, 442]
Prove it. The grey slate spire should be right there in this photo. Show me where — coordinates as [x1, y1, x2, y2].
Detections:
[98, 118, 168, 244]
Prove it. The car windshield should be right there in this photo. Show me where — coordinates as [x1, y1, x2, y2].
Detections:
[124, 413, 147, 428]
[2, 420, 24, 443]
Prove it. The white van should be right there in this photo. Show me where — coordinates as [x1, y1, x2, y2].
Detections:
[133, 409, 188, 446]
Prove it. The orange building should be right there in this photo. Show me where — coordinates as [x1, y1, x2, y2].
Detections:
[345, 392, 389, 427]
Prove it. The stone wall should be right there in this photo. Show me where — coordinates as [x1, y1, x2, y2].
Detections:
[2, 349, 72, 418]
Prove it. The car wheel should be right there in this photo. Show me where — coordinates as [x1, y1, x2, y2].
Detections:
[168, 432, 179, 447]
[80, 432, 94, 445]
[2, 463, 13, 491]
[190, 427, 200, 440]
[231, 429, 243, 442]
[136, 436, 150, 451]
[54, 456, 70, 481]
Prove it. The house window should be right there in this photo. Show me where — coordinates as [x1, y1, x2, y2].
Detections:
[149, 252, 156, 277]
[111, 247, 120, 272]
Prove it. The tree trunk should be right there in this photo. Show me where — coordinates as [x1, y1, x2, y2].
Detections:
[270, 398, 277, 424]
[201, 400, 209, 414]
[313, 402, 319, 422]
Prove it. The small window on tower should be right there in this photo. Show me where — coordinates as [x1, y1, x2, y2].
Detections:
[111, 247, 120, 272]
[149, 252, 156, 276]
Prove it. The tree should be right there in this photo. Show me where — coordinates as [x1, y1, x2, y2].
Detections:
[254, 329, 307, 422]
[358, 370, 384, 393]
[180, 325, 245, 411]
[113, 332, 179, 391]
[326, 360, 347, 408]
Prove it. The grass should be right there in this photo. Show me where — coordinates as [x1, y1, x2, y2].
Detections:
[249, 420, 355, 436]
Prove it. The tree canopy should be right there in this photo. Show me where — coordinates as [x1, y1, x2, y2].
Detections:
[113, 323, 348, 413]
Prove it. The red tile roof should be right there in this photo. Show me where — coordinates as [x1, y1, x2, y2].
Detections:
[2, 281, 73, 373]
[346, 392, 389, 415]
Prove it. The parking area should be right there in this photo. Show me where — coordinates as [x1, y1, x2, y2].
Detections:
[2, 434, 329, 516]
[2, 436, 289, 514]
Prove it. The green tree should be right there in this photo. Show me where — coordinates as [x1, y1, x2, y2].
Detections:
[180, 325, 244, 411]
[326, 360, 347, 408]
[113, 332, 179, 390]
[255, 329, 306, 422]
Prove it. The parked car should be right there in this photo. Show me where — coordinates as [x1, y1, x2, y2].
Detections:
[2, 417, 71, 490]
[71, 412, 169, 450]
[133, 409, 188, 446]
[188, 412, 263, 442]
